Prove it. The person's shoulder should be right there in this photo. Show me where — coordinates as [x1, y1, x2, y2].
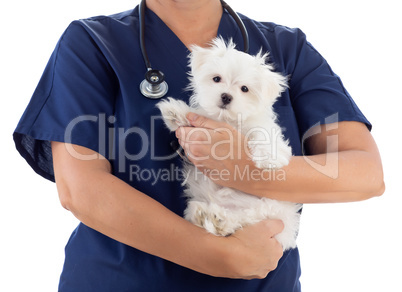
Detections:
[239, 13, 306, 40]
[60, 9, 138, 45]
[78, 9, 137, 25]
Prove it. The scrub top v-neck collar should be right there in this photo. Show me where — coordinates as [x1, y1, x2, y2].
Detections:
[143, 7, 244, 71]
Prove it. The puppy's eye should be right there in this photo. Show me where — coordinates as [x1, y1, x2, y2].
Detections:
[213, 76, 221, 83]
[241, 86, 249, 93]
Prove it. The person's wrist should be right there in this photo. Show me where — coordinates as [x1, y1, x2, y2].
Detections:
[195, 231, 237, 278]
[209, 233, 249, 279]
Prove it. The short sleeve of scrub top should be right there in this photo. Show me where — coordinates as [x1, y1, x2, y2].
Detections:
[13, 19, 117, 182]
[13, 6, 371, 292]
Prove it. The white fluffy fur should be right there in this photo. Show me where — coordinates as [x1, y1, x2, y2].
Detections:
[157, 38, 301, 251]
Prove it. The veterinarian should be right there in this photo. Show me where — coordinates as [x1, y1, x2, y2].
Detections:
[13, 0, 384, 291]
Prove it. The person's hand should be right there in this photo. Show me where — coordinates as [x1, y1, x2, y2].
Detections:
[176, 112, 252, 187]
[222, 219, 284, 279]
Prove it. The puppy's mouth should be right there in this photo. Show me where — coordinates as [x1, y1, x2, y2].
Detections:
[216, 106, 236, 122]
[219, 103, 228, 110]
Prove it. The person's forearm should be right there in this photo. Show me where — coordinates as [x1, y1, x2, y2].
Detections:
[58, 169, 230, 276]
[232, 150, 385, 204]
[177, 114, 384, 204]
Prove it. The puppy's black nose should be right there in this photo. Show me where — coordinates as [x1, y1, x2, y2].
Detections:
[221, 93, 233, 105]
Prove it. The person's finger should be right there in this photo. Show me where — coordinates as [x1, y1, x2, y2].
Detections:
[186, 112, 226, 130]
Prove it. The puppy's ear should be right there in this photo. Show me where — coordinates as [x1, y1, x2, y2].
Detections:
[254, 49, 270, 66]
[189, 37, 231, 73]
[189, 45, 211, 73]
[261, 67, 288, 103]
[253, 49, 288, 102]
[211, 37, 235, 53]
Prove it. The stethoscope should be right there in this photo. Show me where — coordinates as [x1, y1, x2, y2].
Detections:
[139, 0, 250, 99]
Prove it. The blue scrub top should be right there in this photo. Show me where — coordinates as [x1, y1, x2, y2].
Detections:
[14, 5, 370, 292]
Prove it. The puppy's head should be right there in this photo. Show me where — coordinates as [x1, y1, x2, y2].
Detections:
[188, 38, 287, 122]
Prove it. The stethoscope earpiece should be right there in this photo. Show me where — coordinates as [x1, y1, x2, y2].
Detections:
[140, 69, 169, 99]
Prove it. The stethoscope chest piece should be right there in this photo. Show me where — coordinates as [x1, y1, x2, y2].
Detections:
[140, 69, 169, 99]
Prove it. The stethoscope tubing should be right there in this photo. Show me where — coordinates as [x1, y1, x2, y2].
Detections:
[138, 0, 249, 99]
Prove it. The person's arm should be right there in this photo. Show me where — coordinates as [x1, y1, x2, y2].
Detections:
[257, 120, 385, 203]
[176, 113, 385, 203]
[51, 141, 284, 279]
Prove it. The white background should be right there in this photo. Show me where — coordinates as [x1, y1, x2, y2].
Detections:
[1, 0, 400, 291]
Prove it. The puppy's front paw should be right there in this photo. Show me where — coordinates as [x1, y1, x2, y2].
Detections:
[156, 97, 191, 131]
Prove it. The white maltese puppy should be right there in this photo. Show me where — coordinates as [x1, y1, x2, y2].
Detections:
[157, 38, 301, 251]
